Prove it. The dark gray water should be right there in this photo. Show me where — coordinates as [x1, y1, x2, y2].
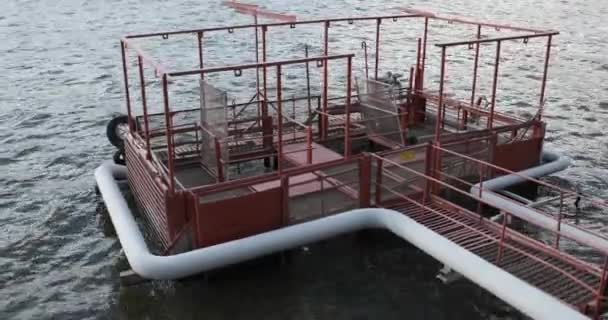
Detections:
[1, 0, 607, 319]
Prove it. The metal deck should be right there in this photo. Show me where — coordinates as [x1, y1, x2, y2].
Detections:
[384, 197, 603, 314]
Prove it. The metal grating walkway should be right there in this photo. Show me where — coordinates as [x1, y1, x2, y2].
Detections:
[384, 198, 604, 315]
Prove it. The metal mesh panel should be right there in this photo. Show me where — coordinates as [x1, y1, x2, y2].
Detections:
[356, 77, 404, 146]
[287, 161, 360, 223]
[200, 80, 229, 178]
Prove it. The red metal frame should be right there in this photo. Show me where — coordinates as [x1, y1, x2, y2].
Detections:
[118, 11, 608, 314]
[371, 150, 608, 314]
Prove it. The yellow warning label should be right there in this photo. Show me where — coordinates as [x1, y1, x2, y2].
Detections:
[399, 151, 416, 161]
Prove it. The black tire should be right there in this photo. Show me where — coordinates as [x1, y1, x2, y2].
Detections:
[113, 148, 126, 165]
[106, 115, 129, 148]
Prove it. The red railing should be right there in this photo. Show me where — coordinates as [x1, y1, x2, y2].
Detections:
[369, 146, 608, 316]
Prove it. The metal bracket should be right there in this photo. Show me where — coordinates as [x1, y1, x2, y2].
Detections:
[161, 34, 169, 40]
[234, 69, 242, 77]
[316, 60, 324, 67]
[228, 28, 234, 33]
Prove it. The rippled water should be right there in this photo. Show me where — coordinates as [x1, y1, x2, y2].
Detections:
[1, 0, 607, 319]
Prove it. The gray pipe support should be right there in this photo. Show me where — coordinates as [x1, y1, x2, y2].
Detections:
[96, 160, 587, 320]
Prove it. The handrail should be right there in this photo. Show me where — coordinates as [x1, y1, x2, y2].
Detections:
[124, 14, 422, 39]
[435, 145, 607, 211]
[371, 152, 608, 256]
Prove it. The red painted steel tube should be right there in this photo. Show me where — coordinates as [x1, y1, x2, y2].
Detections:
[137, 56, 152, 159]
[280, 175, 289, 225]
[169, 54, 354, 77]
[415, 38, 421, 91]
[306, 127, 313, 164]
[261, 25, 268, 118]
[436, 31, 558, 48]
[362, 41, 369, 79]
[434, 47, 446, 141]
[538, 35, 553, 118]
[322, 21, 329, 140]
[375, 157, 383, 205]
[276, 65, 283, 173]
[497, 212, 508, 264]
[594, 257, 608, 319]
[120, 40, 134, 131]
[374, 18, 381, 80]
[468, 24, 481, 129]
[401, 8, 551, 33]
[488, 41, 501, 129]
[251, 15, 261, 122]
[422, 143, 432, 204]
[161, 74, 175, 193]
[124, 14, 421, 39]
[197, 32, 204, 79]
[408, 66, 414, 99]
[556, 192, 564, 248]
[214, 138, 224, 182]
[478, 159, 485, 218]
[344, 56, 352, 158]
[359, 154, 371, 208]
[421, 17, 428, 88]
[436, 144, 608, 213]
[191, 156, 360, 195]
[123, 39, 168, 76]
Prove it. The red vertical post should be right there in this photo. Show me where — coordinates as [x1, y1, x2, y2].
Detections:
[214, 137, 224, 182]
[594, 256, 608, 319]
[423, 143, 432, 204]
[538, 35, 553, 120]
[421, 17, 428, 88]
[359, 154, 371, 208]
[467, 25, 482, 129]
[488, 41, 501, 129]
[306, 126, 312, 164]
[374, 18, 381, 80]
[496, 211, 508, 264]
[120, 40, 133, 131]
[262, 25, 268, 115]
[137, 55, 151, 159]
[162, 74, 175, 193]
[555, 191, 564, 248]
[344, 56, 352, 158]
[261, 25, 270, 156]
[375, 157, 383, 206]
[197, 32, 204, 80]
[280, 175, 289, 225]
[276, 65, 283, 173]
[415, 38, 422, 91]
[477, 160, 484, 221]
[321, 21, 329, 140]
[362, 41, 369, 79]
[434, 47, 447, 142]
[253, 15, 261, 120]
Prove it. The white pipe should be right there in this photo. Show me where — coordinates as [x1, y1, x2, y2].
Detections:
[472, 151, 608, 252]
[96, 160, 586, 320]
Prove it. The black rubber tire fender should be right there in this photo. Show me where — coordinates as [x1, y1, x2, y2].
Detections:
[113, 148, 126, 165]
[106, 115, 129, 148]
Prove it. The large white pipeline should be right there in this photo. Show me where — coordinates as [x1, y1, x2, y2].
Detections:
[471, 151, 608, 252]
[96, 160, 587, 320]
